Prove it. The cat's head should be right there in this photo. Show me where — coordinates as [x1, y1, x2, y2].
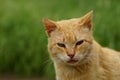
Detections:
[43, 11, 93, 66]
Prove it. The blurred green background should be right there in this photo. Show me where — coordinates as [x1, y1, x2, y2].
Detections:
[0, 0, 120, 80]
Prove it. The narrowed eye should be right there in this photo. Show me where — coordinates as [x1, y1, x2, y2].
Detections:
[57, 43, 66, 48]
[76, 40, 84, 46]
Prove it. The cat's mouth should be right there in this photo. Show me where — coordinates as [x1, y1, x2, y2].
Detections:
[67, 59, 78, 64]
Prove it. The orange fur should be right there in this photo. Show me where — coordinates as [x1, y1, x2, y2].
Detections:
[43, 11, 120, 80]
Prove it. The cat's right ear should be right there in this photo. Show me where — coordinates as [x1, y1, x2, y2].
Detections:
[42, 18, 57, 37]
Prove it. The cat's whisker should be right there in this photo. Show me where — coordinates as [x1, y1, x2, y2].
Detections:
[41, 57, 52, 66]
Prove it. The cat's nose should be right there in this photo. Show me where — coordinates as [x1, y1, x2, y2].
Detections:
[67, 53, 75, 58]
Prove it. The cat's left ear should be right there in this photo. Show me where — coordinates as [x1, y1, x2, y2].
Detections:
[80, 10, 93, 30]
[42, 18, 57, 37]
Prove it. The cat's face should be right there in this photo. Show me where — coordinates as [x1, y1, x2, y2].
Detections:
[43, 11, 93, 66]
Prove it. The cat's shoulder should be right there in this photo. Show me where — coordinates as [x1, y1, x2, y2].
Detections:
[102, 47, 120, 61]
[102, 47, 120, 54]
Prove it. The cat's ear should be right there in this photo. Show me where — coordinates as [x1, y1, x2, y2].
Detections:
[42, 18, 57, 37]
[80, 10, 93, 30]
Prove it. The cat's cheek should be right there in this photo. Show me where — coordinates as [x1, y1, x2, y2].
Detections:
[49, 46, 66, 59]
[75, 51, 85, 61]
[48, 45, 58, 58]
[55, 48, 69, 62]
[75, 44, 89, 59]
[57, 53, 70, 62]
[75, 45, 85, 55]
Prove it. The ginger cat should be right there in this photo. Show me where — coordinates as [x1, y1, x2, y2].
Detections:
[42, 11, 120, 80]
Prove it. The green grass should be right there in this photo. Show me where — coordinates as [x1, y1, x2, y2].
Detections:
[0, 0, 120, 79]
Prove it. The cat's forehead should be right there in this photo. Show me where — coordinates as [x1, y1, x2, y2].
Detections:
[56, 18, 79, 28]
[54, 19, 80, 43]
[54, 30, 77, 44]
[52, 18, 90, 43]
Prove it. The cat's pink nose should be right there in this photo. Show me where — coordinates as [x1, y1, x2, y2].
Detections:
[67, 53, 75, 58]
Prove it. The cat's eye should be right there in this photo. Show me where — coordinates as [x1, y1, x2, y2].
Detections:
[57, 43, 66, 48]
[76, 40, 84, 46]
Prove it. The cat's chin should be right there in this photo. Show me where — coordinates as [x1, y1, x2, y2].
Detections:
[67, 61, 78, 66]
[64, 59, 80, 66]
[67, 59, 78, 64]
[65, 59, 88, 66]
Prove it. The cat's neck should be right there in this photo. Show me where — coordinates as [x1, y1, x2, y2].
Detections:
[54, 40, 103, 80]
